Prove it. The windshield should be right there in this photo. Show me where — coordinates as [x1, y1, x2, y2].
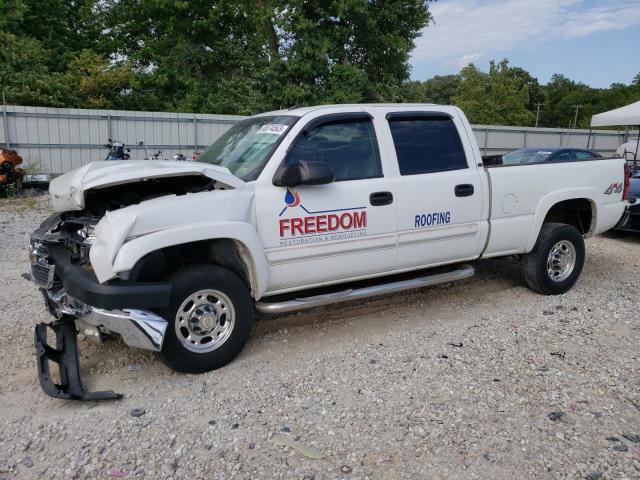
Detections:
[503, 149, 553, 165]
[198, 115, 298, 180]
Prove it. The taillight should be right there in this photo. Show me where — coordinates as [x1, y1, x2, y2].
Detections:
[622, 163, 632, 200]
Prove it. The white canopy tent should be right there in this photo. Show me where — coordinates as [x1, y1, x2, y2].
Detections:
[589, 101, 640, 161]
[591, 101, 640, 127]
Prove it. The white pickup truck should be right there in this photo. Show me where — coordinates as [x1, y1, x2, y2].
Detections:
[29, 104, 629, 399]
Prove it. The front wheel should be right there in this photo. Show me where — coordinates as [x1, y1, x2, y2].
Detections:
[521, 223, 585, 295]
[156, 265, 254, 373]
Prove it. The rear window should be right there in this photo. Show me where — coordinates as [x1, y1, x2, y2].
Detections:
[503, 149, 552, 165]
[388, 116, 468, 175]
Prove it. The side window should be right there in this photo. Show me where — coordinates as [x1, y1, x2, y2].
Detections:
[550, 151, 572, 162]
[285, 120, 382, 181]
[388, 116, 468, 175]
[574, 150, 596, 160]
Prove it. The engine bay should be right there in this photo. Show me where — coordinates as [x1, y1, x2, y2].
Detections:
[82, 175, 216, 217]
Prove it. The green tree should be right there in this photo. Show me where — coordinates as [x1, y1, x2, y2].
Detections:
[63, 51, 139, 109]
[98, 0, 431, 113]
[0, 0, 104, 106]
[422, 74, 461, 104]
[453, 59, 534, 126]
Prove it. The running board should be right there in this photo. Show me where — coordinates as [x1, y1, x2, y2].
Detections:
[256, 264, 474, 314]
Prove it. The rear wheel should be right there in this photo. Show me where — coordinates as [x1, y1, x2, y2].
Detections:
[157, 264, 253, 373]
[521, 223, 585, 295]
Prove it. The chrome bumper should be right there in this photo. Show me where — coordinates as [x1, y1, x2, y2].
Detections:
[44, 288, 168, 352]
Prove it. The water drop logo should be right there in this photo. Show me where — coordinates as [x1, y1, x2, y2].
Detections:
[284, 189, 300, 207]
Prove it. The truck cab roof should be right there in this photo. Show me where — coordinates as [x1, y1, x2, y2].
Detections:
[257, 103, 440, 118]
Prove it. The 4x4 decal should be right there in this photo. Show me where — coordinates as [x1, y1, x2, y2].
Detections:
[604, 182, 623, 195]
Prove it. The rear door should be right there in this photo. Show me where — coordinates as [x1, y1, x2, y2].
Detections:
[386, 111, 486, 269]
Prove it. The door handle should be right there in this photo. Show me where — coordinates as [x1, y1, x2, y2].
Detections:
[454, 184, 474, 197]
[369, 191, 393, 206]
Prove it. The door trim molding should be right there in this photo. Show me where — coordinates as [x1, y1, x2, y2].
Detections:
[266, 233, 397, 265]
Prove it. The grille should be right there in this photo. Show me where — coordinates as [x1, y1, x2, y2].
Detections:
[31, 262, 54, 288]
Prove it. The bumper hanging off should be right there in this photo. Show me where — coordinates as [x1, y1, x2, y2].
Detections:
[34, 319, 123, 401]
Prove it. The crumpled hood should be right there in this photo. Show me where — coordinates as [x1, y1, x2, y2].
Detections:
[49, 160, 244, 211]
[89, 187, 254, 282]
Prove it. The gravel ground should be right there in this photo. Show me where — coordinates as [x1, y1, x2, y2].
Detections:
[0, 197, 639, 480]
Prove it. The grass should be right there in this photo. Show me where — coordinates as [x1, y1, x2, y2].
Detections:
[0, 193, 46, 214]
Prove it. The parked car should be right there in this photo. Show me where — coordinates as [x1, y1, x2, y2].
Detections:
[28, 104, 629, 400]
[615, 169, 640, 232]
[502, 147, 602, 165]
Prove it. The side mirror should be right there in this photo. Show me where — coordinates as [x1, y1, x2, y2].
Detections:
[273, 160, 335, 187]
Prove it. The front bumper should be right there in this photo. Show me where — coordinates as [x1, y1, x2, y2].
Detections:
[45, 244, 172, 310]
[30, 241, 172, 352]
[29, 223, 174, 401]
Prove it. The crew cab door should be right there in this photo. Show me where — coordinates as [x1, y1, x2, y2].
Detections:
[385, 111, 486, 269]
[255, 112, 397, 294]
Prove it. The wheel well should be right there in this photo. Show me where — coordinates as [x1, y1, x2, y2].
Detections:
[129, 239, 256, 296]
[543, 198, 593, 234]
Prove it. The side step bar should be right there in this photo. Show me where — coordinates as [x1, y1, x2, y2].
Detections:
[256, 264, 474, 314]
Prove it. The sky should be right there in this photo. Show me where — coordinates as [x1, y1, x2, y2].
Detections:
[410, 0, 640, 87]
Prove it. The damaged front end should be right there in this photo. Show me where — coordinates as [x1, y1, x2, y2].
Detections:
[29, 213, 171, 400]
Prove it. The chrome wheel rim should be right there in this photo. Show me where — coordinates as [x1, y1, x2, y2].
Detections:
[175, 289, 235, 353]
[547, 240, 576, 282]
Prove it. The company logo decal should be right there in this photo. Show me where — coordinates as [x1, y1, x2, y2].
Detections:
[604, 182, 623, 195]
[278, 189, 367, 246]
[284, 189, 300, 207]
[414, 211, 451, 227]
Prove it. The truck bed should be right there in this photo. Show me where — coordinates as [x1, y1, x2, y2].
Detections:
[482, 157, 626, 258]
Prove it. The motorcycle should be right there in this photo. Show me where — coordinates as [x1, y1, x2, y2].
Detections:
[138, 141, 164, 160]
[104, 139, 130, 161]
[173, 153, 189, 161]
[0, 147, 25, 197]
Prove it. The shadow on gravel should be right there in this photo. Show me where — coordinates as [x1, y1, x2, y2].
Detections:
[602, 230, 640, 245]
[254, 256, 523, 335]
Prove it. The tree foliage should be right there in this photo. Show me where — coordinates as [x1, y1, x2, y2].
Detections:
[89, 0, 430, 113]
[453, 60, 534, 126]
[411, 61, 638, 128]
[0, 0, 637, 127]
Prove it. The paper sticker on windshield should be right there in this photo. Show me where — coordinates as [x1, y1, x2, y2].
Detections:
[257, 124, 289, 135]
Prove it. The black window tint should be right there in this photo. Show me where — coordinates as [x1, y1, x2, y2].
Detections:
[286, 120, 382, 181]
[388, 117, 468, 175]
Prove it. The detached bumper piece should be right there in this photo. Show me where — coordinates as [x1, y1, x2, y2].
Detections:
[34, 319, 123, 401]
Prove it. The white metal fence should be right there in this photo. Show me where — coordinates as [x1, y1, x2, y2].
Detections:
[1, 104, 635, 174]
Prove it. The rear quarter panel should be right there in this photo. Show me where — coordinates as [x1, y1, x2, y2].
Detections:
[482, 158, 626, 258]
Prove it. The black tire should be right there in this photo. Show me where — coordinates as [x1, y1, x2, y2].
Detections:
[156, 264, 253, 373]
[521, 223, 585, 295]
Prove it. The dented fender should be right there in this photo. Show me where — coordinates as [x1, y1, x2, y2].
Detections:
[107, 222, 270, 299]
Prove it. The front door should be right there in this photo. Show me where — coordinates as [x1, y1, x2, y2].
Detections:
[255, 113, 397, 294]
